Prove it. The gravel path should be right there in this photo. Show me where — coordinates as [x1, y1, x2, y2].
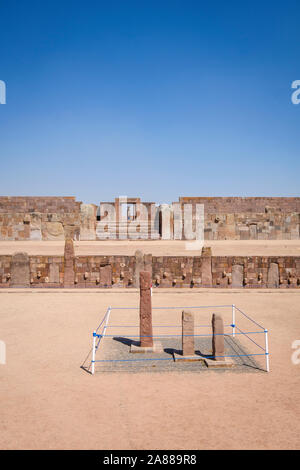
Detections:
[92, 335, 263, 373]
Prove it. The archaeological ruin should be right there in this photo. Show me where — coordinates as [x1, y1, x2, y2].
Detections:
[0, 195, 299, 289]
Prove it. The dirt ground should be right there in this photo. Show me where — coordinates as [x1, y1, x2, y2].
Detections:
[0, 288, 299, 450]
[1, 239, 300, 256]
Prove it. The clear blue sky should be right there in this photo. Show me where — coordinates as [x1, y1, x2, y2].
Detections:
[0, 0, 299, 204]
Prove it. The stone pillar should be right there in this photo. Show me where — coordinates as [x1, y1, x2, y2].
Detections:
[232, 264, 244, 287]
[49, 263, 60, 284]
[99, 264, 112, 288]
[144, 253, 152, 278]
[160, 204, 172, 240]
[139, 271, 153, 348]
[212, 313, 225, 361]
[201, 246, 212, 287]
[80, 204, 96, 240]
[11, 252, 30, 287]
[267, 262, 279, 288]
[134, 250, 144, 288]
[64, 238, 75, 287]
[182, 310, 194, 356]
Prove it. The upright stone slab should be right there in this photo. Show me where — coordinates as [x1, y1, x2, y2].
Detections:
[64, 238, 75, 287]
[49, 263, 60, 283]
[182, 310, 194, 356]
[201, 246, 212, 287]
[267, 262, 279, 288]
[173, 309, 202, 361]
[212, 313, 225, 361]
[11, 252, 30, 287]
[249, 224, 257, 240]
[144, 253, 152, 277]
[134, 250, 144, 288]
[100, 264, 112, 288]
[139, 271, 153, 348]
[80, 204, 96, 240]
[232, 264, 244, 287]
[204, 313, 234, 368]
[30, 213, 42, 240]
[160, 204, 172, 240]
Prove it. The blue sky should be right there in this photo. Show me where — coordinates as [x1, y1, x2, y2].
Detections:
[0, 0, 299, 204]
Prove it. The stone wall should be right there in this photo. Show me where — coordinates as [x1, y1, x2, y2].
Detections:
[0, 196, 299, 240]
[179, 197, 300, 213]
[0, 196, 81, 213]
[0, 197, 82, 241]
[1, 252, 299, 288]
[179, 197, 300, 240]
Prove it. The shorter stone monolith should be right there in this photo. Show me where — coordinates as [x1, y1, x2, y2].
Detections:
[182, 310, 195, 356]
[212, 313, 225, 361]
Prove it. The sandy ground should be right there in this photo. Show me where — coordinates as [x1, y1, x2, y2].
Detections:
[0, 288, 299, 450]
[0, 239, 300, 256]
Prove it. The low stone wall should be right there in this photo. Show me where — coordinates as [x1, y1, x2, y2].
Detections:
[1, 250, 299, 288]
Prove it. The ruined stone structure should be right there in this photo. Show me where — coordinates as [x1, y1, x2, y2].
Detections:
[1, 248, 299, 289]
[0, 195, 299, 289]
[0, 197, 82, 241]
[179, 197, 300, 240]
[1, 196, 299, 241]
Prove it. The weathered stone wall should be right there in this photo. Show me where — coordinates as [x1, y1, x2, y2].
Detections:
[0, 196, 80, 213]
[0, 212, 81, 241]
[179, 197, 300, 213]
[1, 253, 299, 288]
[0, 197, 82, 241]
[0, 196, 299, 240]
[179, 197, 300, 240]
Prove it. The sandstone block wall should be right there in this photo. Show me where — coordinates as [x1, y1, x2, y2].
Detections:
[0, 196, 299, 240]
[0, 197, 82, 241]
[179, 197, 300, 240]
[1, 253, 299, 289]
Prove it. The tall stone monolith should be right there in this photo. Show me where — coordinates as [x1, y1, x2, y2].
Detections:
[139, 271, 153, 348]
[64, 238, 75, 287]
[134, 250, 144, 288]
[212, 313, 225, 361]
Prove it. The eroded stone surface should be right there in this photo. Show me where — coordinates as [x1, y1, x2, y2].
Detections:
[267, 262, 279, 288]
[134, 250, 144, 288]
[139, 271, 153, 347]
[100, 265, 112, 288]
[11, 252, 30, 287]
[201, 246, 212, 286]
[232, 264, 244, 287]
[212, 313, 225, 361]
[49, 263, 60, 283]
[63, 238, 75, 287]
[182, 310, 194, 356]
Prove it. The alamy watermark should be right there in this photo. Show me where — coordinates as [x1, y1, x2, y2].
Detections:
[0, 80, 6, 104]
[291, 80, 300, 105]
[95, 196, 204, 250]
[291, 340, 300, 365]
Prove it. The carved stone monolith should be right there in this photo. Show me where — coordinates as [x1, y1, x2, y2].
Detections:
[139, 271, 153, 348]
